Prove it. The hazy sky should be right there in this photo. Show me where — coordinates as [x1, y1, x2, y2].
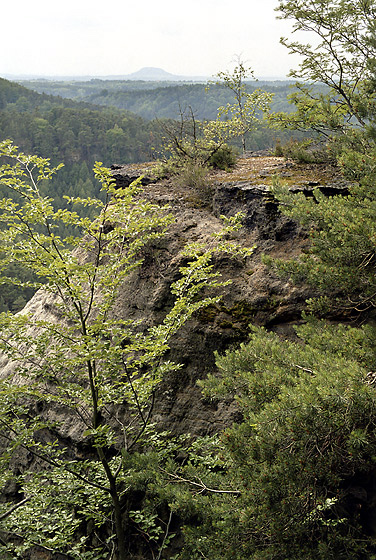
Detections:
[2, 0, 303, 78]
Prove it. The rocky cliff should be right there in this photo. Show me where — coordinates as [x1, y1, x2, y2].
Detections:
[109, 154, 349, 436]
[0, 153, 353, 560]
[0, 154, 347, 441]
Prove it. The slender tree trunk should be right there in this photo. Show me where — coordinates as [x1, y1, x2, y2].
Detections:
[110, 484, 127, 560]
[98, 450, 127, 559]
[242, 135, 246, 153]
[90, 363, 127, 560]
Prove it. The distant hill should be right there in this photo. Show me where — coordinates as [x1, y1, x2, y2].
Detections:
[16, 76, 297, 120]
[123, 67, 206, 81]
[6, 67, 291, 83]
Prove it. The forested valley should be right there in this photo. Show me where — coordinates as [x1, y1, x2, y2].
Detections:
[17, 78, 295, 119]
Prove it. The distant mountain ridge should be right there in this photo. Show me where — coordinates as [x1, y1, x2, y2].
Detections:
[4, 67, 289, 82]
[3, 67, 209, 82]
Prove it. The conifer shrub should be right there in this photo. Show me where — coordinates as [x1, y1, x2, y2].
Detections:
[176, 321, 376, 560]
[208, 145, 237, 170]
[274, 138, 334, 164]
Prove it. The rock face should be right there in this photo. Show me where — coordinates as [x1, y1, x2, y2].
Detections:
[0, 156, 346, 440]
[98, 156, 345, 436]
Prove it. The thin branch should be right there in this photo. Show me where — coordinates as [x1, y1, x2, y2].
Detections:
[0, 497, 31, 521]
[156, 510, 174, 560]
[0, 418, 109, 493]
[127, 391, 156, 452]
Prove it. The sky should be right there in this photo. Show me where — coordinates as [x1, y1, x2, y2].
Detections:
[1, 0, 303, 79]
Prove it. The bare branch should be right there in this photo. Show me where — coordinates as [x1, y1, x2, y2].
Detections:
[160, 468, 241, 496]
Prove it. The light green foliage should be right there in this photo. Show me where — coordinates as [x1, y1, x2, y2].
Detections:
[211, 60, 274, 153]
[277, 0, 374, 89]
[0, 141, 252, 559]
[156, 61, 272, 176]
[264, 1, 376, 315]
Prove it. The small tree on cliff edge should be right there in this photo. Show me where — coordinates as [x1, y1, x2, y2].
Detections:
[156, 59, 272, 177]
[210, 58, 273, 153]
[0, 141, 252, 560]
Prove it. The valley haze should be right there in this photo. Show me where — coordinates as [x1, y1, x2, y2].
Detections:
[6, 66, 291, 82]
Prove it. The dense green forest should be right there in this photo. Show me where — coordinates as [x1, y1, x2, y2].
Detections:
[0, 78, 170, 311]
[0, 77, 160, 165]
[18, 78, 295, 120]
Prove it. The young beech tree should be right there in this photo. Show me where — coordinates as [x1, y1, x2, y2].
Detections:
[0, 141, 252, 560]
[157, 61, 272, 174]
[211, 59, 273, 153]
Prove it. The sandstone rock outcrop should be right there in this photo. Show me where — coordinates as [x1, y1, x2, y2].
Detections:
[99, 155, 346, 436]
[0, 154, 352, 560]
[0, 155, 348, 440]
